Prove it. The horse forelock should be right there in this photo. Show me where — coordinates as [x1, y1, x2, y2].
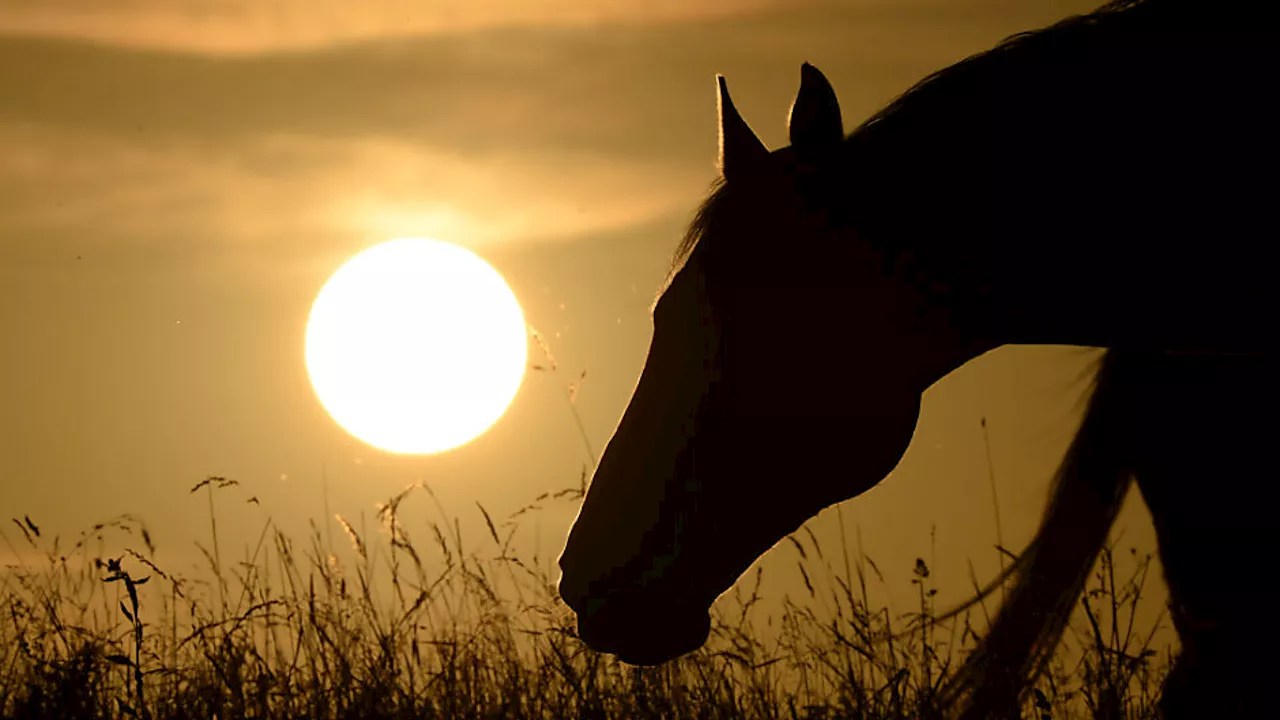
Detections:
[665, 178, 726, 300]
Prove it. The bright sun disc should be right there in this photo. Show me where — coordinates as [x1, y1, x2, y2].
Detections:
[305, 238, 528, 454]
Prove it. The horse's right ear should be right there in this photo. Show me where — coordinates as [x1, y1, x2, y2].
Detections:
[717, 75, 770, 181]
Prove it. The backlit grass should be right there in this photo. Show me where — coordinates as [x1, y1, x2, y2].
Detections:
[3, 350, 1170, 719]
[2, 472, 1169, 720]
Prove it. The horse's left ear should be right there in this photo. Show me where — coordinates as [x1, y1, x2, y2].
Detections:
[788, 63, 843, 154]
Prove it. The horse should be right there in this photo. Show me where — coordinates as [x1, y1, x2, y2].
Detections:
[556, 0, 1276, 716]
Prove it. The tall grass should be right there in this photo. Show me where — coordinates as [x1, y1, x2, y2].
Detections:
[1, 472, 1170, 720]
[1, 349, 1170, 718]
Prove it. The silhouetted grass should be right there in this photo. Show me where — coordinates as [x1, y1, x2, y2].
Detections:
[2, 347, 1169, 719]
[1, 473, 1170, 720]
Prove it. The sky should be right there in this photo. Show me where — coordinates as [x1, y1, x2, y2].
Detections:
[0, 0, 1173, 651]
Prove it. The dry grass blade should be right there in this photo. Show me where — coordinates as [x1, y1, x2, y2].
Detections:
[335, 515, 366, 559]
[477, 503, 501, 546]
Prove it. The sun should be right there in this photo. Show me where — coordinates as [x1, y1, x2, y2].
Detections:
[305, 238, 528, 454]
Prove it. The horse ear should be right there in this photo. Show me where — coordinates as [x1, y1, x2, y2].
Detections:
[788, 63, 843, 154]
[717, 75, 770, 181]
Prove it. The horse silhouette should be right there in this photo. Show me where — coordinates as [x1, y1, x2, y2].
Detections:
[557, 0, 1276, 716]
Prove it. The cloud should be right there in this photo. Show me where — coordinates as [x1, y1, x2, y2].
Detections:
[0, 1, 1073, 158]
[0, 0, 1092, 267]
[0, 0, 794, 54]
[0, 121, 706, 266]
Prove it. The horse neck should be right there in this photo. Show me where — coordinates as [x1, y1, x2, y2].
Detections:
[841, 2, 1275, 364]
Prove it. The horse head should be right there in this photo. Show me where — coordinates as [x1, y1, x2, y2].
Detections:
[557, 64, 967, 666]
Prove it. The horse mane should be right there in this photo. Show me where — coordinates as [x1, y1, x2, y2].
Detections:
[853, 0, 1150, 141]
[670, 177, 726, 281]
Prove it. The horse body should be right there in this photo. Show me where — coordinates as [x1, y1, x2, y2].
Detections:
[558, 0, 1276, 715]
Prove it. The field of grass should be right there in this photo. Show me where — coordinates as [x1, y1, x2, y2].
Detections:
[1, 467, 1171, 720]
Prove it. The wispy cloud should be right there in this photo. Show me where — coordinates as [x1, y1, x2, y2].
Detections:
[0, 0, 1088, 269]
[0, 0, 795, 54]
[0, 122, 704, 261]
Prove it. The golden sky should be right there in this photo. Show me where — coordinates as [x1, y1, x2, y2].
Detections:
[0, 0, 1171, 649]
[0, 0, 794, 53]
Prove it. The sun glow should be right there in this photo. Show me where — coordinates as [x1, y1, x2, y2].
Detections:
[305, 238, 528, 454]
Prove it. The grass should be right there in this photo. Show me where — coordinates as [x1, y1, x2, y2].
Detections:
[1, 474, 1171, 720]
[0, 355, 1172, 719]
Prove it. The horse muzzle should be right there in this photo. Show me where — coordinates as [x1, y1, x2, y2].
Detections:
[572, 591, 711, 666]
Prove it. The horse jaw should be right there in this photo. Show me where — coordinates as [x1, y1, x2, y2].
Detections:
[558, 386, 923, 666]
